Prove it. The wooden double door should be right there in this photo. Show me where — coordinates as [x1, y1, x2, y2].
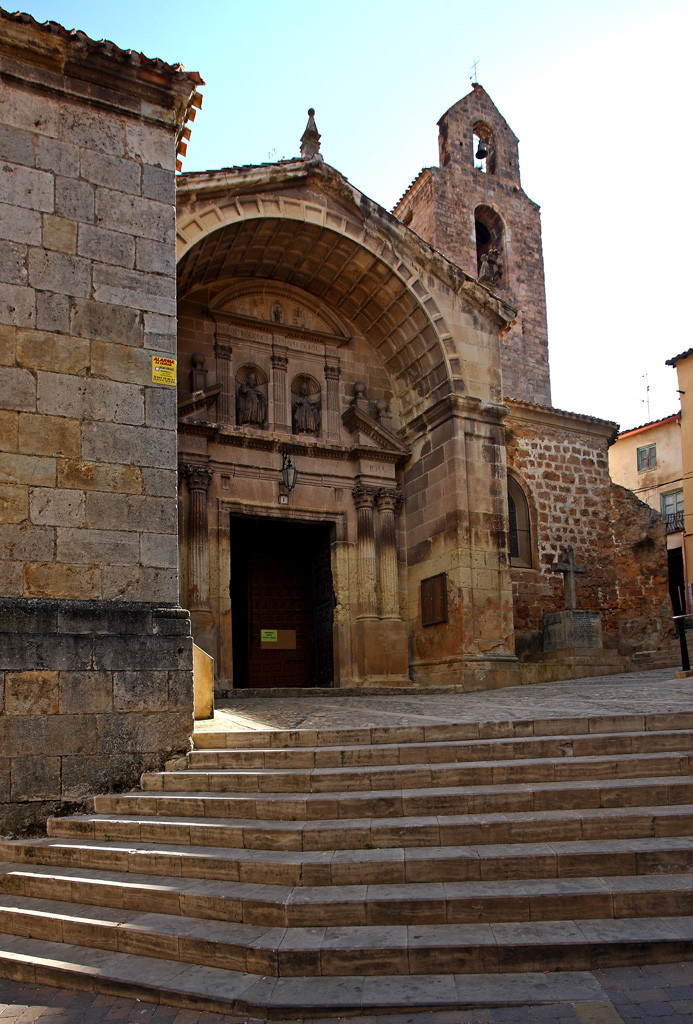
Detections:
[230, 516, 334, 688]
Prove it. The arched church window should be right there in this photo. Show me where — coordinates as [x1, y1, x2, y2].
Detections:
[473, 122, 496, 174]
[507, 476, 532, 568]
[475, 204, 505, 286]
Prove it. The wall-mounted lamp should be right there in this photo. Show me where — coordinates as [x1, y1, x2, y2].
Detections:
[280, 444, 298, 492]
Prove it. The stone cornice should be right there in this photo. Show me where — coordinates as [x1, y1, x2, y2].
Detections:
[0, 10, 201, 135]
[401, 392, 509, 443]
[177, 421, 406, 465]
[505, 399, 618, 443]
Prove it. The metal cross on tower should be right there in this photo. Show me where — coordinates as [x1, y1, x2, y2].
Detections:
[470, 59, 480, 83]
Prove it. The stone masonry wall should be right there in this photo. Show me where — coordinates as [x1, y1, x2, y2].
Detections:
[0, 599, 192, 836]
[0, 15, 198, 834]
[609, 484, 671, 659]
[506, 405, 671, 661]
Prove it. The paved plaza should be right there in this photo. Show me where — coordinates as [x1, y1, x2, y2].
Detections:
[201, 668, 693, 736]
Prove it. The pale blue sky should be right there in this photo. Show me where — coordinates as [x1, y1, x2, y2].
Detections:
[12, 0, 693, 429]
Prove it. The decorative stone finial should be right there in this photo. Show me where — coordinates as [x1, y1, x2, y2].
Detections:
[301, 107, 323, 161]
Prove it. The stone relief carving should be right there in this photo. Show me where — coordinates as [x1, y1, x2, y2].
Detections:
[235, 365, 268, 428]
[291, 375, 321, 435]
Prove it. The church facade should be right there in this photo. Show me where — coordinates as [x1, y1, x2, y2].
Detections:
[175, 89, 671, 691]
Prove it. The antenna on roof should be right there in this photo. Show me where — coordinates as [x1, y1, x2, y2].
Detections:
[642, 373, 651, 420]
[470, 59, 480, 84]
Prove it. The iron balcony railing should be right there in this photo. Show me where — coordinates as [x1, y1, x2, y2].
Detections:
[666, 511, 685, 533]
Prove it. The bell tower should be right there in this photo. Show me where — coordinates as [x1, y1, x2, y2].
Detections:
[394, 84, 551, 407]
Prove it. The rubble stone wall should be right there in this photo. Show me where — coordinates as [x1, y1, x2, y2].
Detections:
[506, 404, 671, 661]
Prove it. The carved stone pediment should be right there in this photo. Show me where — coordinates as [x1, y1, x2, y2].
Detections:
[178, 382, 222, 420]
[342, 404, 410, 462]
[210, 284, 350, 346]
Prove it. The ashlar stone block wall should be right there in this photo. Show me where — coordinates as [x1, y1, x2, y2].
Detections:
[0, 13, 200, 834]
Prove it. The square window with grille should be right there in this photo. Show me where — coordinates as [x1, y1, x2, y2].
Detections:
[637, 444, 656, 471]
[421, 573, 448, 626]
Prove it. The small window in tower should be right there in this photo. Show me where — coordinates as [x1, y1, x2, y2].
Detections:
[473, 122, 496, 174]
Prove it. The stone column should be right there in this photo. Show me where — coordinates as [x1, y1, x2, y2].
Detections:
[376, 489, 400, 619]
[324, 362, 341, 440]
[214, 338, 233, 423]
[353, 485, 377, 618]
[182, 465, 214, 611]
[271, 352, 289, 431]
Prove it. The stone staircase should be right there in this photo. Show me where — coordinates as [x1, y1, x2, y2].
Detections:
[1, 710, 693, 1016]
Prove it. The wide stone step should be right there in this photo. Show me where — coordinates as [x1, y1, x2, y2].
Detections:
[188, 729, 693, 770]
[3, 835, 693, 886]
[192, 712, 693, 750]
[142, 751, 693, 794]
[1, 895, 693, 977]
[3, 863, 693, 927]
[46, 803, 693, 850]
[93, 775, 693, 821]
[0, 932, 647, 1014]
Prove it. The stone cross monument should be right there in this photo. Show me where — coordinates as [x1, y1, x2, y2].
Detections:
[543, 546, 603, 655]
[550, 547, 586, 611]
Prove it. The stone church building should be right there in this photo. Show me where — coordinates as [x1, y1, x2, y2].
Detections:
[0, 10, 670, 830]
[175, 92, 670, 692]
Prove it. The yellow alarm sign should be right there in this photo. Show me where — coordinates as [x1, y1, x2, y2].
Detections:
[152, 356, 177, 386]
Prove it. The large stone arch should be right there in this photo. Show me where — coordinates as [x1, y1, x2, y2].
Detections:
[176, 196, 456, 420]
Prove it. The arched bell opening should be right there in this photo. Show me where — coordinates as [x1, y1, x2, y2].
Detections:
[475, 204, 506, 288]
[473, 120, 496, 174]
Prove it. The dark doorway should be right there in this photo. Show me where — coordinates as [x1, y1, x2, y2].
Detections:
[230, 516, 335, 689]
[668, 547, 686, 616]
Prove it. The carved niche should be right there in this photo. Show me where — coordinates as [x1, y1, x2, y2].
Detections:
[235, 364, 268, 428]
[291, 374, 321, 436]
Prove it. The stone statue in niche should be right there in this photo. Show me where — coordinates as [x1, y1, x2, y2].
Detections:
[190, 351, 207, 392]
[292, 377, 321, 435]
[236, 368, 267, 427]
[272, 301, 284, 324]
[478, 248, 502, 285]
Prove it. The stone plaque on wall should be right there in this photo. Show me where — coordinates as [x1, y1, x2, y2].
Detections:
[543, 610, 603, 652]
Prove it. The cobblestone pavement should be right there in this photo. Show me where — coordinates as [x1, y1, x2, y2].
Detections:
[199, 668, 692, 734]
[0, 962, 692, 1023]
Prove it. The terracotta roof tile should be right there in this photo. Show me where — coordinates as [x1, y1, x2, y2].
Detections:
[1, 7, 202, 82]
[665, 348, 693, 366]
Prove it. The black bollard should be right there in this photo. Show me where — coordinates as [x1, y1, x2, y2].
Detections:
[674, 616, 691, 672]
